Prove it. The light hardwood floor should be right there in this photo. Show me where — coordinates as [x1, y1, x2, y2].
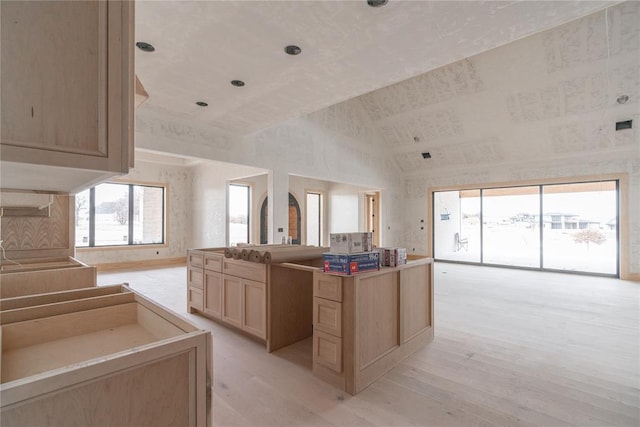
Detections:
[98, 263, 640, 427]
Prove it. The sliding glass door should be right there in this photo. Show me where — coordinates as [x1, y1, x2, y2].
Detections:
[433, 180, 619, 276]
[542, 182, 618, 274]
[482, 186, 540, 268]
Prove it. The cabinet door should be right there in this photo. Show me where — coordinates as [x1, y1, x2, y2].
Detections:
[242, 279, 266, 339]
[188, 287, 204, 311]
[0, 0, 133, 192]
[204, 271, 222, 319]
[222, 275, 242, 329]
[187, 267, 203, 289]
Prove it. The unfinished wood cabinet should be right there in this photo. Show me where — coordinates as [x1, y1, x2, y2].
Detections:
[0, 0, 134, 193]
[188, 248, 318, 351]
[242, 279, 266, 339]
[313, 297, 342, 337]
[222, 274, 243, 329]
[0, 285, 212, 427]
[0, 257, 96, 299]
[204, 271, 223, 319]
[312, 258, 434, 395]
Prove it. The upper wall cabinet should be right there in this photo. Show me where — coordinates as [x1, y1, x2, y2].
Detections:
[0, 0, 134, 193]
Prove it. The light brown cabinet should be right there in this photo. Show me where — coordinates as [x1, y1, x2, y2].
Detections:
[312, 258, 434, 395]
[1, 284, 212, 426]
[242, 279, 266, 339]
[222, 274, 243, 329]
[204, 271, 223, 319]
[188, 249, 267, 340]
[0, 0, 134, 193]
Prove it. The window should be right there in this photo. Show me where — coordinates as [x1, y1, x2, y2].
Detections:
[433, 180, 619, 276]
[306, 192, 322, 246]
[76, 183, 165, 247]
[228, 184, 250, 246]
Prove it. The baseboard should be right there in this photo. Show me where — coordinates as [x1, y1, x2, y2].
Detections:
[621, 272, 640, 282]
[94, 256, 186, 272]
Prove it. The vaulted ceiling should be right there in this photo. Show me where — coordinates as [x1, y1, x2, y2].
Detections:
[135, 1, 617, 136]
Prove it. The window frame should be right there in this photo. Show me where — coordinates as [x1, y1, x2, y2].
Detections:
[305, 191, 323, 246]
[227, 182, 251, 246]
[76, 181, 167, 249]
[429, 176, 621, 278]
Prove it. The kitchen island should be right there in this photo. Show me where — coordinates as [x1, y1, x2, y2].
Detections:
[188, 247, 434, 394]
[313, 257, 434, 394]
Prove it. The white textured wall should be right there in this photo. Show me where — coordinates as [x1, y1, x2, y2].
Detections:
[76, 160, 193, 265]
[191, 161, 266, 248]
[132, 2, 638, 277]
[136, 95, 404, 248]
[361, 2, 639, 276]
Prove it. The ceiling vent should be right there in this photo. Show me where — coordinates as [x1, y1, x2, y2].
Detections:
[616, 120, 632, 131]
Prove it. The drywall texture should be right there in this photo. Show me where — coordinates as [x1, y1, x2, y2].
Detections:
[133, 2, 637, 275]
[354, 2, 639, 275]
[76, 160, 193, 266]
[191, 161, 266, 249]
[136, 95, 404, 247]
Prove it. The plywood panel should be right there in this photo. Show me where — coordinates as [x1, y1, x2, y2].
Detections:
[314, 330, 342, 373]
[267, 264, 313, 352]
[204, 271, 222, 319]
[402, 263, 432, 341]
[313, 297, 342, 337]
[243, 279, 266, 339]
[223, 258, 266, 282]
[222, 275, 242, 329]
[313, 272, 342, 302]
[356, 273, 399, 369]
[187, 267, 203, 289]
[0, 264, 96, 298]
[2, 350, 192, 427]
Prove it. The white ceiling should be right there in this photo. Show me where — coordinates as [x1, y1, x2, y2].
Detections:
[135, 1, 616, 136]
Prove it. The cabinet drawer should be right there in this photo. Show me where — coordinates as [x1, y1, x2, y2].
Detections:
[313, 297, 342, 337]
[313, 330, 342, 373]
[188, 251, 204, 268]
[188, 287, 203, 311]
[204, 253, 223, 272]
[314, 273, 342, 302]
[187, 267, 203, 289]
[223, 258, 266, 283]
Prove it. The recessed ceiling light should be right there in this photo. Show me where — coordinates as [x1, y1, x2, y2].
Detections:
[367, 0, 388, 7]
[231, 80, 245, 87]
[617, 94, 629, 104]
[421, 152, 431, 159]
[196, 101, 208, 107]
[285, 45, 302, 55]
[136, 41, 155, 52]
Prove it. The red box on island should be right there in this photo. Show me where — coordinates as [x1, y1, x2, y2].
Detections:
[322, 252, 380, 275]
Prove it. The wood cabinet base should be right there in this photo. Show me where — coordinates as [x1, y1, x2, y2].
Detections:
[312, 258, 434, 395]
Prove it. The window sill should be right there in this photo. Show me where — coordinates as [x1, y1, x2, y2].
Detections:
[76, 243, 168, 252]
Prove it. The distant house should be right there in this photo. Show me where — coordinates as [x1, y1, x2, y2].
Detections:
[546, 213, 600, 230]
[606, 218, 617, 230]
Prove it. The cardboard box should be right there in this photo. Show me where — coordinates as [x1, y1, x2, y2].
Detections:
[380, 247, 407, 267]
[323, 252, 380, 275]
[329, 232, 373, 254]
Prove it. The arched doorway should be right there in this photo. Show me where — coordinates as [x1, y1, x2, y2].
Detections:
[260, 193, 301, 244]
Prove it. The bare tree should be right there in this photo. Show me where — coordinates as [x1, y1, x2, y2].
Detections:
[75, 194, 86, 226]
[573, 229, 606, 250]
[113, 196, 128, 225]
